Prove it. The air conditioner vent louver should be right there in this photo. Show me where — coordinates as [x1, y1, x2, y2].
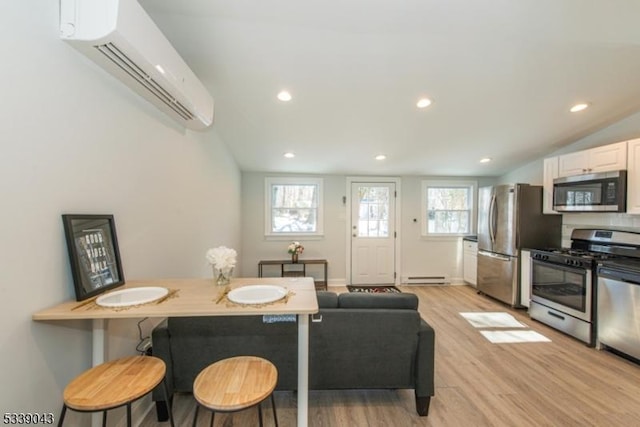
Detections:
[96, 43, 194, 121]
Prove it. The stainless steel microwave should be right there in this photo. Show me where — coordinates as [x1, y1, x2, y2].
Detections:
[553, 170, 627, 212]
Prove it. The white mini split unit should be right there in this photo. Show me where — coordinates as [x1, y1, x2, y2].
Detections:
[60, 0, 214, 130]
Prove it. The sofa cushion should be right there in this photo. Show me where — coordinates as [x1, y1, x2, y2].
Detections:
[316, 291, 338, 308]
[338, 292, 418, 310]
[310, 309, 420, 389]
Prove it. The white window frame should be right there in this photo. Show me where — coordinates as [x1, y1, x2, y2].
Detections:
[421, 180, 477, 237]
[264, 177, 324, 238]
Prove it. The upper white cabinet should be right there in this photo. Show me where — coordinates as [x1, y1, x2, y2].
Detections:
[627, 138, 640, 214]
[543, 157, 559, 214]
[558, 141, 628, 177]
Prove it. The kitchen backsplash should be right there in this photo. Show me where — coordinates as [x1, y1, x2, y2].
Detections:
[561, 213, 640, 247]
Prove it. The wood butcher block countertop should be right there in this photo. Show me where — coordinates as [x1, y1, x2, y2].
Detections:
[33, 277, 319, 321]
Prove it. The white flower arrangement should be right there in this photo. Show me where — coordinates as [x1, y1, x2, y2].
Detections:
[287, 241, 304, 255]
[206, 246, 237, 286]
[206, 246, 237, 270]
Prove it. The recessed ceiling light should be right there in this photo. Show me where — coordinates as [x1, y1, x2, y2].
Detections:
[283, 152, 295, 158]
[277, 91, 292, 102]
[570, 103, 589, 113]
[375, 154, 387, 160]
[480, 157, 492, 163]
[416, 98, 432, 109]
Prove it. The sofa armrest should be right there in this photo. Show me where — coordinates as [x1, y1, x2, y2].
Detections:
[414, 318, 435, 409]
[151, 319, 174, 404]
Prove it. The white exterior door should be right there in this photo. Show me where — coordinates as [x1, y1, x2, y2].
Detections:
[350, 182, 396, 285]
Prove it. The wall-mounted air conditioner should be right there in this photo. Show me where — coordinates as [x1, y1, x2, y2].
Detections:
[60, 0, 214, 130]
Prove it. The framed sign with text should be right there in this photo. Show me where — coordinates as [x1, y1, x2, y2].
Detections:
[62, 214, 125, 301]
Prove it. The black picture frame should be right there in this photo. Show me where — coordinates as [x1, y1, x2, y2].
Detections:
[62, 214, 125, 301]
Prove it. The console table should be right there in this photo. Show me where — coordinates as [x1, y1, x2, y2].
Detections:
[258, 259, 328, 291]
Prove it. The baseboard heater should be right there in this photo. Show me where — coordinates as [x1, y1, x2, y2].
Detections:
[402, 276, 450, 285]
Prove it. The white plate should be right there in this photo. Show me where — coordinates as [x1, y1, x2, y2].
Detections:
[227, 285, 287, 305]
[96, 286, 169, 308]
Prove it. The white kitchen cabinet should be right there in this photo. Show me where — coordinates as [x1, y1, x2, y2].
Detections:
[627, 138, 640, 214]
[543, 156, 559, 214]
[520, 249, 531, 308]
[463, 240, 477, 286]
[558, 141, 627, 177]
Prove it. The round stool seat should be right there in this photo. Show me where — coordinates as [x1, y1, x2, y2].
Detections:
[63, 356, 166, 411]
[193, 356, 277, 412]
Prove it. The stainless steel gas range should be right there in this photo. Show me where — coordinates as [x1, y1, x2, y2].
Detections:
[528, 229, 640, 347]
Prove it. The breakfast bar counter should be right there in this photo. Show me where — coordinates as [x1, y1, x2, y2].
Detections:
[33, 277, 318, 427]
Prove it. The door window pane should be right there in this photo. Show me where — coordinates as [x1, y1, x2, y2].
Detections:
[357, 186, 389, 237]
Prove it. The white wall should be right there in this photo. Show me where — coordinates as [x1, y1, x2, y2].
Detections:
[498, 110, 640, 241]
[241, 173, 347, 282]
[1, 2, 241, 422]
[399, 176, 494, 283]
[240, 172, 495, 284]
[500, 110, 640, 185]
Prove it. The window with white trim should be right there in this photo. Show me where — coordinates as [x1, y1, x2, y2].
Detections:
[265, 177, 323, 236]
[421, 180, 476, 236]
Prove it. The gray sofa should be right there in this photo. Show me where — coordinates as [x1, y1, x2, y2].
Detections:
[151, 291, 435, 419]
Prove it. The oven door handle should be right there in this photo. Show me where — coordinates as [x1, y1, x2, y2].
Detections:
[532, 259, 589, 275]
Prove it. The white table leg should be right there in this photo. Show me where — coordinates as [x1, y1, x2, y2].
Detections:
[297, 314, 309, 427]
[92, 319, 106, 366]
[91, 319, 107, 427]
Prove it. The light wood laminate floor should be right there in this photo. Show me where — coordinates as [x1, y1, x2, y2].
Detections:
[140, 285, 640, 426]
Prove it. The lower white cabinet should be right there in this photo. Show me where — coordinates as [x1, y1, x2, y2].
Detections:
[463, 240, 478, 286]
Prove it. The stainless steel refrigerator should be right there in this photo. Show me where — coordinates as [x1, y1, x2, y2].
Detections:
[477, 184, 561, 306]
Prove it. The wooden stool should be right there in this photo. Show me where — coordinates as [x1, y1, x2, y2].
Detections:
[58, 355, 174, 427]
[192, 356, 278, 427]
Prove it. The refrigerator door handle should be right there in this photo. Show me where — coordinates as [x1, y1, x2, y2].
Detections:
[478, 250, 511, 261]
[488, 194, 497, 244]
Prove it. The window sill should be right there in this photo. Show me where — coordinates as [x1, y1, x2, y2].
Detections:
[420, 235, 466, 242]
[264, 234, 325, 241]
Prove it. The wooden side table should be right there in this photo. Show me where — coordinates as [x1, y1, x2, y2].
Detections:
[258, 259, 328, 291]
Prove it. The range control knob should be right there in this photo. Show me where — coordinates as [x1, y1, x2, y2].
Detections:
[564, 259, 584, 267]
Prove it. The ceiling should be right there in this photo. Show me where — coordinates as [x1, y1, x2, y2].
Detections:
[139, 0, 640, 177]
